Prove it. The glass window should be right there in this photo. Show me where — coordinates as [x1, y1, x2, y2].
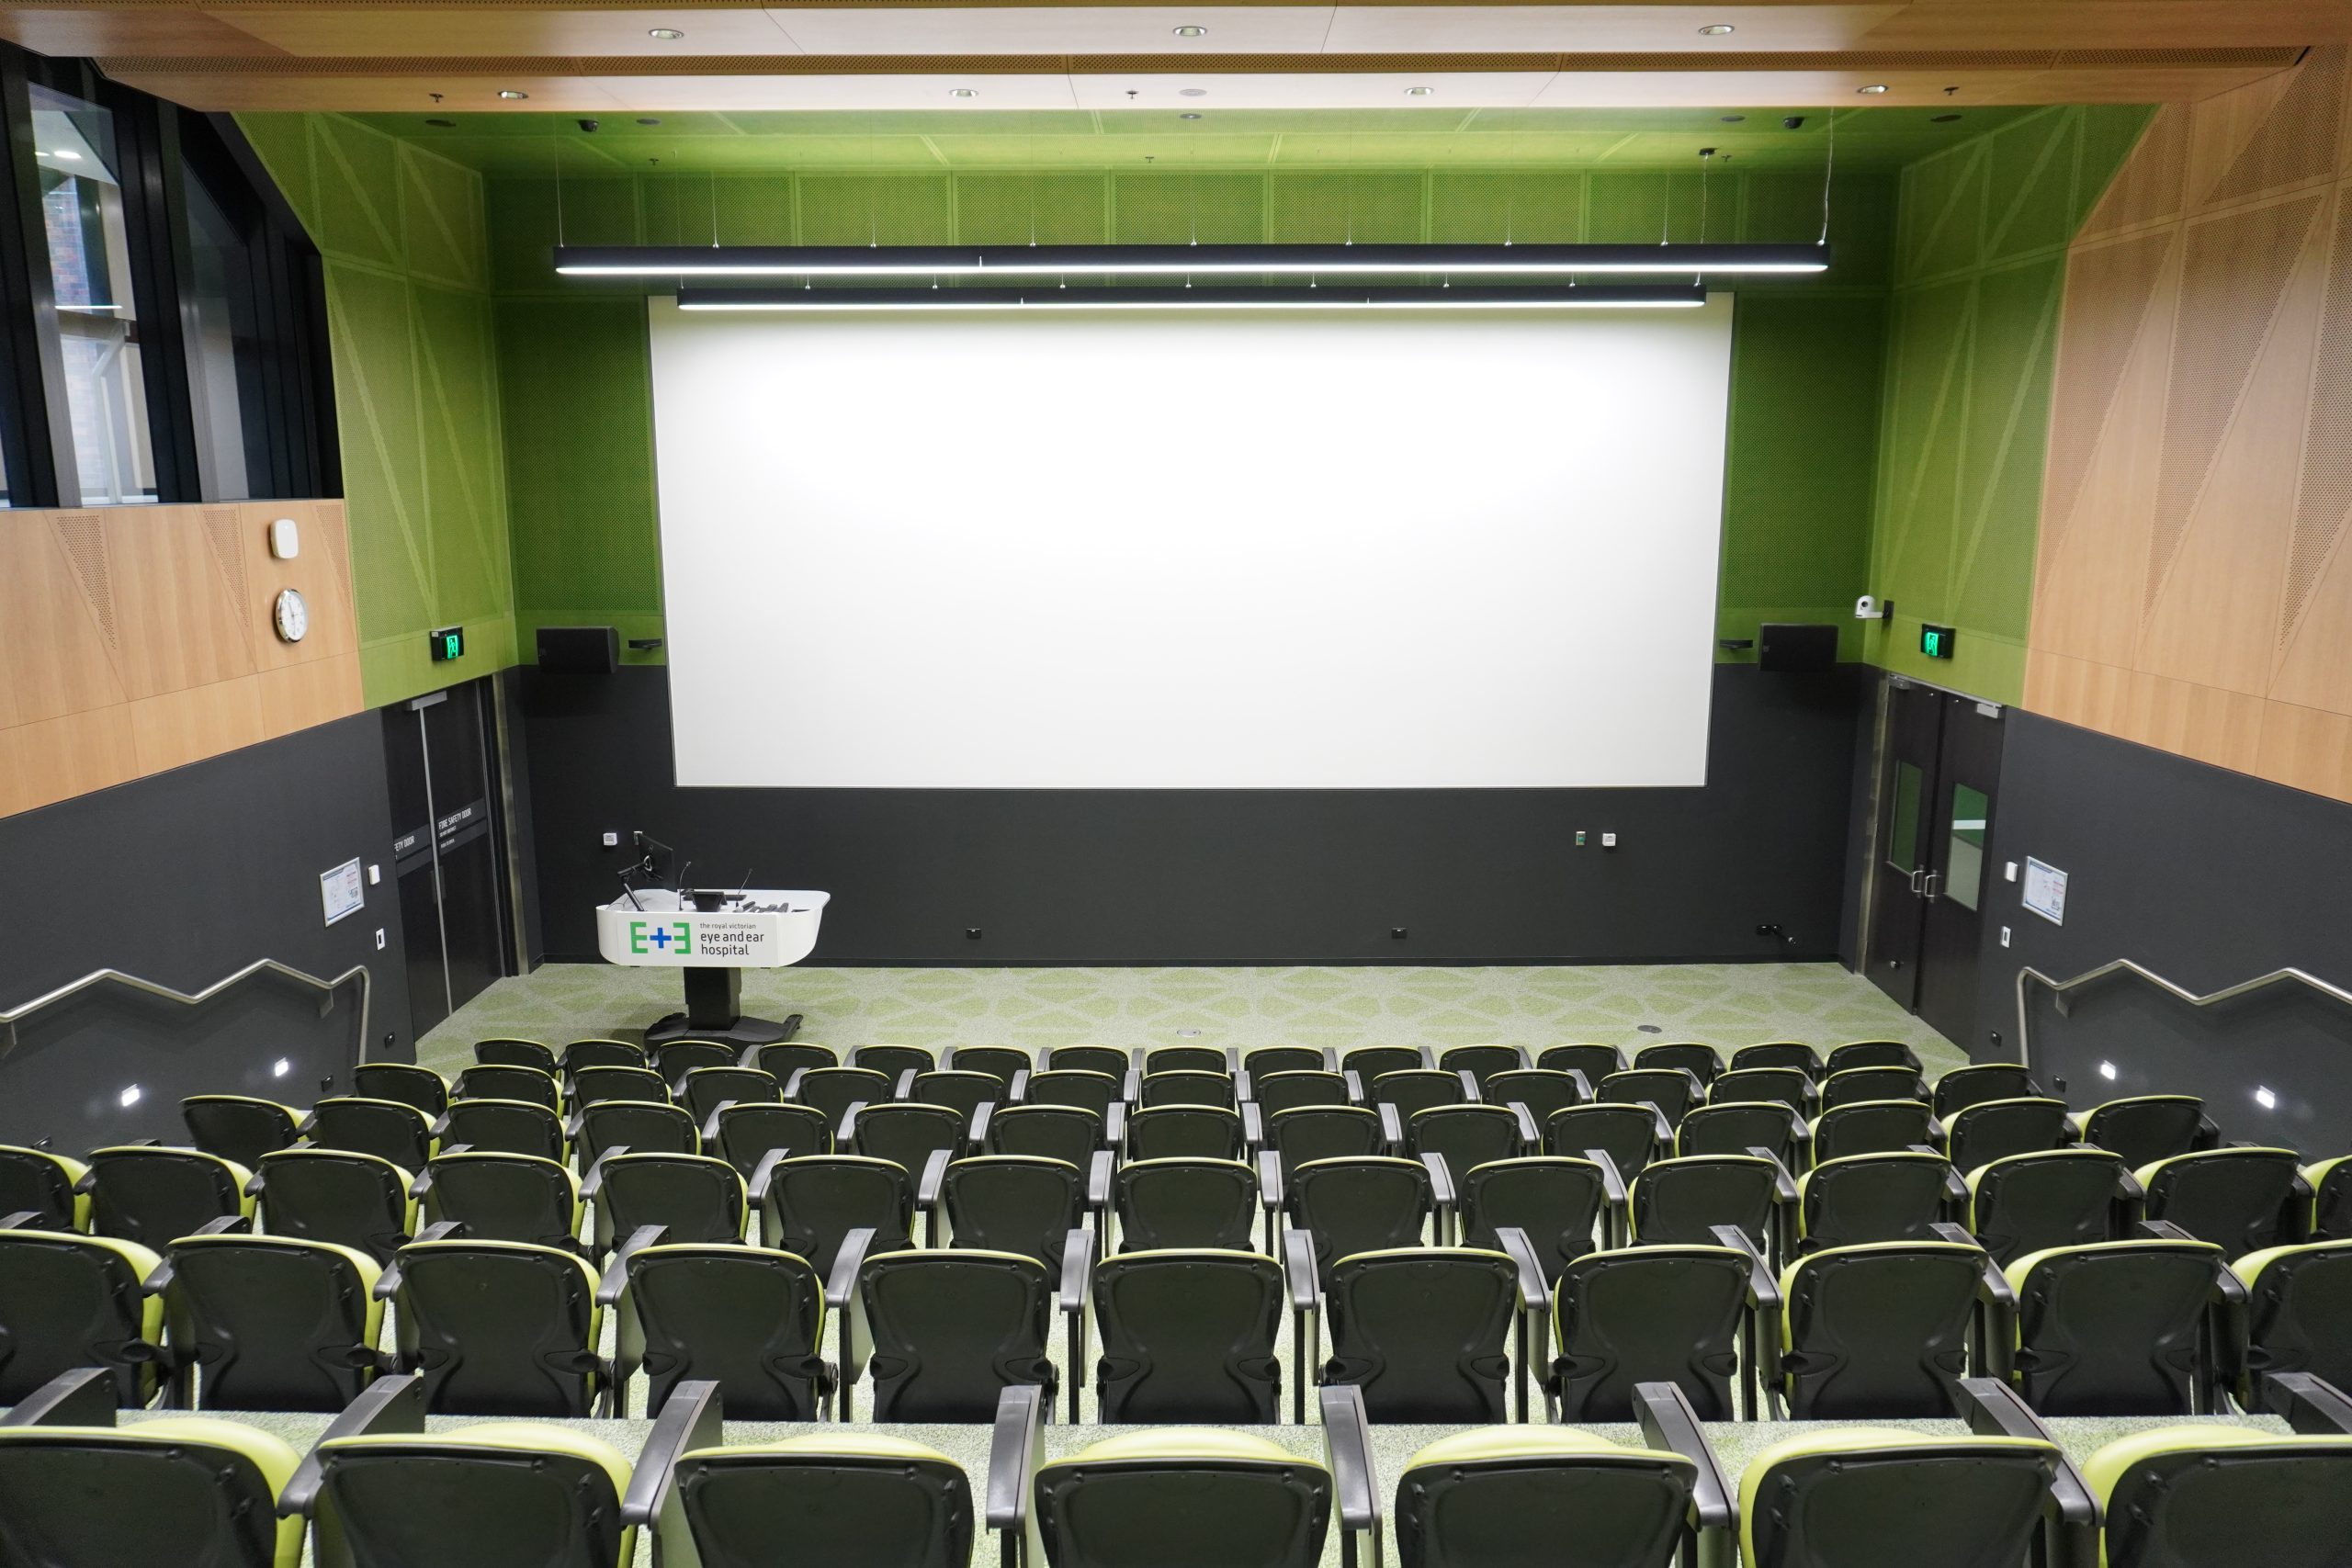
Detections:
[32, 82, 156, 504]
[1946, 784, 1989, 911]
[183, 169, 254, 500]
[1884, 761, 1922, 873]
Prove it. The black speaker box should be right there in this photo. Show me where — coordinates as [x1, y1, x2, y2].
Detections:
[537, 625, 619, 674]
[1758, 623, 1838, 672]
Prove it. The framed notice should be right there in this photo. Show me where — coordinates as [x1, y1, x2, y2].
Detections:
[320, 858, 366, 926]
[2022, 857, 2067, 926]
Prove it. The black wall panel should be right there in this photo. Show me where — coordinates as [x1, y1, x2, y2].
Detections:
[520, 663, 1863, 965]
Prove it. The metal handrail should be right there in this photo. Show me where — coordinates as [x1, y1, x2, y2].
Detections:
[0, 960, 371, 1057]
[2016, 960, 2352, 1069]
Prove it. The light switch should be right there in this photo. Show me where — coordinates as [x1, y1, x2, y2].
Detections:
[366, 863, 381, 886]
[374, 929, 387, 951]
[1999, 926, 2012, 948]
[2004, 861, 2018, 882]
[1600, 832, 1618, 849]
[602, 831, 621, 848]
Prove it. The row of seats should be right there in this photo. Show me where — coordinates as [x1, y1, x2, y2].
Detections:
[5, 1365, 2349, 1567]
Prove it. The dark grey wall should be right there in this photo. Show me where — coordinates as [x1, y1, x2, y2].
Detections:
[519, 662, 1863, 965]
[0, 714, 414, 1145]
[1972, 711, 2352, 1149]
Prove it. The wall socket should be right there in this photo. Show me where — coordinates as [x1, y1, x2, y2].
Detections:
[375, 929, 387, 951]
[1999, 926, 2012, 947]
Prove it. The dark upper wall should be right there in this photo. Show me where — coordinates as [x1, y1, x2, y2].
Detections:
[521, 662, 1860, 965]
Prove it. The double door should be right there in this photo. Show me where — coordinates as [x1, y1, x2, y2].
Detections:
[1867, 681, 2004, 1048]
[383, 679, 511, 1037]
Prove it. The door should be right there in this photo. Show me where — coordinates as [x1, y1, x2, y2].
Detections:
[383, 679, 512, 1037]
[1866, 681, 2005, 1048]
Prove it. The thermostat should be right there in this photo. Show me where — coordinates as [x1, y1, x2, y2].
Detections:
[268, 517, 300, 559]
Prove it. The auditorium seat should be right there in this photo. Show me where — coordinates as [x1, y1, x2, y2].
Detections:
[252, 1145, 414, 1261]
[415, 1148, 580, 1249]
[1123, 1103, 1245, 1162]
[1311, 1246, 1522, 1422]
[1143, 1044, 1225, 1076]
[569, 1063, 670, 1107]
[574, 1099, 697, 1167]
[1289, 1156, 1434, 1283]
[1633, 1043, 1723, 1087]
[1740, 1425, 2067, 1568]
[379, 1233, 609, 1415]
[1816, 1064, 1928, 1112]
[1241, 1045, 1326, 1077]
[1408, 1102, 1527, 1177]
[82, 1145, 253, 1247]
[1138, 1067, 1236, 1110]
[1707, 1066, 1815, 1114]
[1484, 1066, 1588, 1123]
[585, 1149, 747, 1250]
[1341, 1044, 1425, 1082]
[474, 1036, 558, 1073]
[1598, 1067, 1702, 1126]
[846, 1101, 966, 1175]
[441, 1096, 567, 1162]
[792, 1065, 899, 1124]
[1023, 1066, 1122, 1118]
[2231, 1238, 2352, 1404]
[1943, 1095, 2071, 1172]
[944, 1044, 1027, 1086]
[749, 1039, 836, 1080]
[2137, 1146, 2306, 1256]
[1092, 1247, 1284, 1422]
[0, 1143, 87, 1230]
[1252, 1068, 1353, 1115]
[849, 1245, 1058, 1421]
[985, 1102, 1102, 1168]
[0, 1226, 166, 1404]
[1729, 1041, 1823, 1077]
[1628, 1154, 1783, 1258]
[2084, 1425, 2352, 1568]
[1546, 1102, 1663, 1178]
[2073, 1093, 2216, 1168]
[163, 1231, 383, 1411]
[608, 1236, 831, 1419]
[1809, 1099, 1936, 1162]
[1823, 1040, 1923, 1076]
[1030, 1427, 1331, 1568]
[1112, 1156, 1259, 1251]
[559, 1037, 645, 1074]
[910, 1067, 1001, 1122]
[304, 1096, 436, 1171]
[1393, 1421, 1710, 1568]
[673, 1428, 972, 1568]
[1931, 1062, 2042, 1117]
[1044, 1044, 1128, 1077]
[2002, 1237, 2232, 1416]
[1969, 1146, 2133, 1265]
[851, 1043, 935, 1078]
[1792, 1150, 1951, 1257]
[676, 1065, 782, 1122]
[939, 1154, 1082, 1265]
[755, 1153, 917, 1267]
[1456, 1156, 1609, 1284]
[1775, 1238, 1994, 1417]
[354, 1062, 449, 1117]
[1264, 1104, 1383, 1183]
[1678, 1101, 1809, 1170]
[1548, 1242, 1761, 1420]
[653, 1039, 738, 1085]
[2308, 1155, 2352, 1240]
[1538, 1043, 1626, 1083]
[180, 1094, 300, 1168]
[707, 1100, 831, 1175]
[1440, 1043, 1530, 1088]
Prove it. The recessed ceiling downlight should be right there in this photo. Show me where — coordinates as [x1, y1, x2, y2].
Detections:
[1172, 26, 1207, 37]
[1857, 84, 1889, 95]
[950, 87, 978, 97]
[649, 28, 684, 39]
[498, 89, 529, 100]
[1698, 24, 1736, 35]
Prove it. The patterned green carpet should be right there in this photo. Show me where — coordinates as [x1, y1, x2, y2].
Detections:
[417, 960, 1968, 1079]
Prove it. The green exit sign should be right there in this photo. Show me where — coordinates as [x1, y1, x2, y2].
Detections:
[428, 626, 465, 663]
[1920, 624, 1957, 660]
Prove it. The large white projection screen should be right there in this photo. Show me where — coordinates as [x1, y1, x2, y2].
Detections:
[650, 294, 1733, 789]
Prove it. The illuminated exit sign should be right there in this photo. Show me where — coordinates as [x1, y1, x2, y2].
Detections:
[1919, 624, 1957, 660]
[428, 626, 465, 663]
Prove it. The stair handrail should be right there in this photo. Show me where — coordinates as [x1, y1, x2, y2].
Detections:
[0, 960, 371, 1057]
[2016, 959, 2352, 1069]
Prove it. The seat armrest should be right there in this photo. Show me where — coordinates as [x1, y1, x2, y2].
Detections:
[1089, 1150, 1116, 1213]
[1457, 1068, 1483, 1103]
[296, 1110, 320, 1137]
[1104, 1100, 1126, 1153]
[1321, 1047, 1340, 1073]
[918, 1147, 952, 1211]
[1420, 1151, 1456, 1212]
[1563, 1068, 1593, 1102]
[736, 1043, 762, 1068]
[1342, 1069, 1364, 1104]
[1633, 1381, 1735, 1537]
[839, 1101, 867, 1145]
[1585, 1146, 1628, 1208]
[581, 1146, 628, 1201]
[596, 1224, 667, 1308]
[1497, 1224, 1550, 1315]
[373, 1221, 462, 1300]
[409, 1147, 470, 1200]
[967, 1102, 994, 1153]
[1378, 1102, 1404, 1153]
[1713, 1224, 1774, 1300]
[1936, 1221, 2016, 1316]
[1951, 1378, 2098, 1555]
[1234, 1069, 1252, 1106]
[564, 1107, 585, 1139]
[0, 1210, 40, 1231]
[1747, 1147, 1800, 1204]
[827, 1226, 877, 1313]
[1317, 1384, 1383, 1560]
[1122, 1069, 1142, 1104]
[747, 1147, 789, 1208]
[1952, 1376, 2056, 1438]
[1284, 1227, 1321, 1316]
[895, 1069, 918, 1100]
[0, 1368, 119, 1428]
[280, 1373, 427, 1517]
[782, 1067, 807, 1100]
[1416, 1046, 1438, 1069]
[2136, 1218, 2197, 1243]
[2117, 1167, 2146, 1203]
[1241, 1100, 1264, 1152]
[701, 1101, 736, 1144]
[144, 1215, 251, 1292]
[1058, 1224, 1095, 1421]
[2261, 1372, 2352, 1434]
[621, 1379, 723, 1529]
[1645, 1102, 1672, 1143]
[829, 1226, 880, 1420]
[1007, 1069, 1029, 1104]
[1509, 1101, 1540, 1150]
[987, 1383, 1047, 1552]
[240, 1168, 266, 1198]
[429, 1114, 452, 1141]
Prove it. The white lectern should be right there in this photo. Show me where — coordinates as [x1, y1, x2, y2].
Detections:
[596, 888, 830, 1048]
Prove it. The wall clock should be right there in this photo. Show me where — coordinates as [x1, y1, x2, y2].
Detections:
[273, 587, 310, 644]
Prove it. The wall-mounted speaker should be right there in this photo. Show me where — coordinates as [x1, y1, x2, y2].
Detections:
[537, 625, 619, 674]
[1758, 623, 1838, 672]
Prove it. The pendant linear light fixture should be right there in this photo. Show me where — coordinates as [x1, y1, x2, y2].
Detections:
[675, 283, 1710, 311]
[560, 241, 1828, 278]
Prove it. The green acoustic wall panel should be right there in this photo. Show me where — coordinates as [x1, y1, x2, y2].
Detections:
[484, 164, 1897, 663]
[1863, 105, 2154, 702]
[240, 113, 515, 706]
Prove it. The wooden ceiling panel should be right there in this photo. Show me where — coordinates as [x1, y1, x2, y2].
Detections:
[0, 6, 278, 56]
[1859, 3, 2352, 52]
[773, 6, 1336, 55]
[1325, 5, 1905, 53]
[209, 5, 801, 56]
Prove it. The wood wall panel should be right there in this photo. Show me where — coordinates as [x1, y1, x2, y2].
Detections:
[0, 499, 362, 818]
[2025, 44, 2352, 805]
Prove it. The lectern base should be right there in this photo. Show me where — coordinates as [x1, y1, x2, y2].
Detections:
[644, 1010, 803, 1050]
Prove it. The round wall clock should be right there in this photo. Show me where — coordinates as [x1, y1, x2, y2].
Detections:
[273, 587, 310, 644]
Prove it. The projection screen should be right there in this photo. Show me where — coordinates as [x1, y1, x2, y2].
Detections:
[649, 293, 1733, 789]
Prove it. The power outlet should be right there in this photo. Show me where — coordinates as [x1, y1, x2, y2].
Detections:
[375, 928, 387, 951]
[1999, 926, 2012, 948]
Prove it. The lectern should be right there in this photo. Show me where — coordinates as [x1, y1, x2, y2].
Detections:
[595, 888, 830, 1049]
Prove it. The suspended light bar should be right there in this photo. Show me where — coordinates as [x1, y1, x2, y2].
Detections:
[676, 284, 1709, 311]
[562, 242, 1827, 279]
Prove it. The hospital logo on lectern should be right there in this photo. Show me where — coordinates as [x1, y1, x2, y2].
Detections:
[628, 920, 694, 956]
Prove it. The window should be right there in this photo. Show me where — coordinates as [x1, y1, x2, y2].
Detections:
[1946, 783, 1989, 911]
[30, 81, 156, 504]
[182, 168, 253, 500]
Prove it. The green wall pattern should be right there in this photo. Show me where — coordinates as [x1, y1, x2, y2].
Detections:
[481, 164, 1899, 663]
[1860, 106, 2154, 703]
[237, 114, 517, 706]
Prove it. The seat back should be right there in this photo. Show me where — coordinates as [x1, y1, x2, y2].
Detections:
[1033, 1429, 1330, 1568]
[625, 1244, 827, 1420]
[258, 1146, 413, 1262]
[559, 1038, 644, 1074]
[166, 1233, 380, 1411]
[985, 1104, 1102, 1168]
[308, 1097, 436, 1169]
[852, 1043, 935, 1079]
[1139, 1069, 1236, 1110]
[1439, 1044, 1527, 1088]
[851, 1102, 967, 1176]
[678, 1066, 782, 1122]
[441, 1098, 566, 1163]
[181, 1095, 300, 1168]
[1483, 1068, 1587, 1125]
[1678, 1102, 1803, 1168]
[2079, 1095, 2209, 1168]
[1729, 1042, 1821, 1077]
[1597, 1069, 1699, 1125]
[393, 1240, 602, 1415]
[763, 1156, 916, 1268]
[0, 1229, 164, 1404]
[455, 1064, 561, 1113]
[1537, 1044, 1625, 1082]
[1811, 1100, 1934, 1163]
[1125, 1105, 1245, 1163]
[423, 1152, 579, 1249]
[1634, 1043, 1723, 1087]
[1799, 1152, 1951, 1252]
[355, 1063, 449, 1117]
[675, 1435, 972, 1568]
[576, 1100, 697, 1167]
[1742, 1429, 2058, 1568]
[1817, 1066, 1927, 1111]
[1093, 1249, 1283, 1423]
[1341, 1046, 1424, 1082]
[1044, 1045, 1127, 1077]
[570, 1065, 671, 1107]
[1114, 1158, 1258, 1252]
[1552, 1246, 1750, 1421]
[599, 1153, 747, 1247]
[1969, 1149, 2129, 1266]
[1394, 1427, 1697, 1568]
[942, 1156, 1082, 1265]
[1370, 1069, 1470, 1120]
[1252, 1070, 1352, 1116]
[792, 1066, 897, 1124]
[1457, 1157, 1604, 1284]
[1023, 1068, 1121, 1118]
[1779, 1243, 1984, 1417]
[1630, 1155, 1777, 1249]
[1944, 1097, 2070, 1173]
[752, 1041, 838, 1081]
[475, 1037, 558, 1073]
[945, 1046, 1028, 1087]
[1325, 1248, 1519, 1422]
[1145, 1045, 1226, 1076]
[0, 1145, 85, 1230]
[0, 1417, 302, 1568]
[2008, 1240, 2220, 1416]
[2141, 1147, 2302, 1256]
[1708, 1066, 1813, 1112]
[2309, 1156, 2352, 1241]
[311, 1423, 630, 1567]
[860, 1249, 1054, 1421]
[1408, 1104, 1523, 1175]
[2234, 1240, 2352, 1404]
[86, 1147, 250, 1247]
[1932, 1063, 2041, 1117]
[654, 1039, 739, 1085]
[1545, 1104, 1661, 1177]
[710, 1101, 832, 1175]
[912, 1070, 1001, 1122]
[1241, 1046, 1324, 1078]
[2086, 1427, 2352, 1568]
[1292, 1156, 1433, 1281]
[1824, 1040, 1922, 1075]
[1266, 1105, 1382, 1184]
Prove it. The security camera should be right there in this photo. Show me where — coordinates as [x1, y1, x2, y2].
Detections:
[1782, 115, 1806, 130]
[577, 118, 602, 132]
[1854, 594, 1893, 621]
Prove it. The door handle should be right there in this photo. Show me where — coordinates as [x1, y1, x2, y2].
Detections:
[1907, 868, 1927, 897]
[1921, 870, 1941, 903]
